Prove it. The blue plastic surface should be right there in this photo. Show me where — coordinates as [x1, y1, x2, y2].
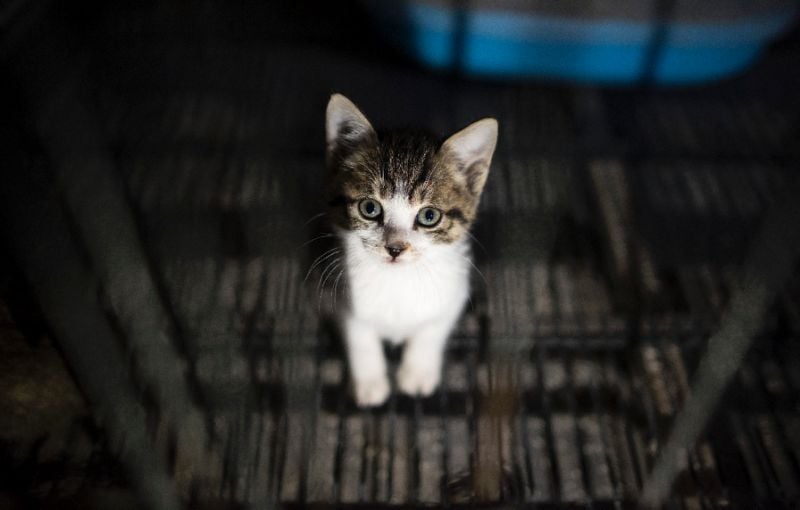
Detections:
[364, 1, 797, 83]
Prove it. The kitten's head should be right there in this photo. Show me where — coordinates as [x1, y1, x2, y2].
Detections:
[324, 94, 497, 265]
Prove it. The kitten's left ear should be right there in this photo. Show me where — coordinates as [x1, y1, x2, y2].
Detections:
[326, 94, 377, 158]
[441, 118, 498, 196]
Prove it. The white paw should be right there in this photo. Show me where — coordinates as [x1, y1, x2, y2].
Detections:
[396, 363, 441, 397]
[353, 374, 390, 407]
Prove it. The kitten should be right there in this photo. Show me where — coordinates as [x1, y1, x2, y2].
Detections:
[324, 94, 497, 407]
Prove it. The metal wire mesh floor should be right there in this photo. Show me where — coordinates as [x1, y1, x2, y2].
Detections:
[3, 0, 800, 508]
[171, 338, 800, 508]
[116, 78, 800, 509]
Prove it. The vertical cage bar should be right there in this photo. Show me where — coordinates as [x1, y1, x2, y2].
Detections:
[0, 150, 181, 510]
[641, 184, 800, 506]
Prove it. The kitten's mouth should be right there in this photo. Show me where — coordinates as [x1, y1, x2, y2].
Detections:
[383, 254, 414, 265]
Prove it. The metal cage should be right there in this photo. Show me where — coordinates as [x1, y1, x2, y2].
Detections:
[1, 1, 800, 508]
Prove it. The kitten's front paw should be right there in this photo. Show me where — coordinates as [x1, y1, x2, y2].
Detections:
[396, 363, 441, 397]
[353, 375, 390, 407]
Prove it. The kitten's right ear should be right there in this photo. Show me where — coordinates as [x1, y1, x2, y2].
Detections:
[326, 94, 376, 157]
[440, 118, 498, 196]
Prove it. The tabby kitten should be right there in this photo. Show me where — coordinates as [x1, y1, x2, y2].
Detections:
[324, 94, 497, 407]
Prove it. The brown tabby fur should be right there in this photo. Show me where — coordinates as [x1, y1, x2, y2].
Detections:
[326, 129, 488, 244]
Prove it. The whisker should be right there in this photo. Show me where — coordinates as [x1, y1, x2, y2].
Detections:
[317, 258, 340, 293]
[318, 259, 341, 312]
[304, 247, 340, 282]
[456, 252, 488, 289]
[297, 233, 336, 250]
[465, 230, 487, 255]
[332, 266, 345, 310]
[303, 211, 328, 227]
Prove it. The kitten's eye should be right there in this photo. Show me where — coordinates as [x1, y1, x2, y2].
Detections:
[358, 199, 382, 220]
[416, 207, 442, 227]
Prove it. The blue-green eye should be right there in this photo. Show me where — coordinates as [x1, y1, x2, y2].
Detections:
[358, 199, 382, 220]
[417, 207, 442, 227]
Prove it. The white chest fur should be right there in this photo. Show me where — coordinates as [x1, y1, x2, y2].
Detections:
[343, 234, 471, 342]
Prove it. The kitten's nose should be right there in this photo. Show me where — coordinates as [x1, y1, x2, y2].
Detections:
[385, 243, 407, 259]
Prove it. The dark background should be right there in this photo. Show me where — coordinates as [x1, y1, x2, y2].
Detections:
[1, 1, 800, 508]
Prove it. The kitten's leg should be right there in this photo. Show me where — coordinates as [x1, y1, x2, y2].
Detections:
[345, 317, 390, 407]
[397, 319, 455, 397]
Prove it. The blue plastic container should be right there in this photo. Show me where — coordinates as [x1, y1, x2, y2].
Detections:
[362, 0, 798, 84]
